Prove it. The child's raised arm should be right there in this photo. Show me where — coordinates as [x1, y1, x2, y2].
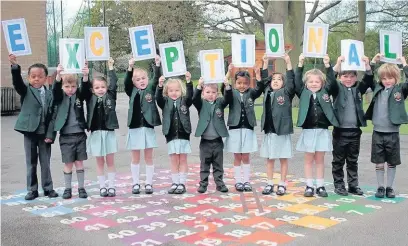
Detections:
[192, 77, 204, 111]
[284, 53, 296, 97]
[124, 58, 135, 97]
[80, 61, 92, 101]
[52, 64, 65, 103]
[107, 57, 118, 100]
[358, 56, 375, 94]
[323, 55, 339, 96]
[250, 65, 265, 99]
[185, 71, 193, 107]
[150, 55, 162, 93]
[221, 78, 233, 108]
[9, 54, 27, 96]
[400, 56, 408, 81]
[294, 53, 305, 97]
[261, 53, 269, 81]
[155, 75, 166, 109]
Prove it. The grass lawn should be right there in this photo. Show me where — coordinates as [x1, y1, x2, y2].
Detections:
[253, 98, 408, 135]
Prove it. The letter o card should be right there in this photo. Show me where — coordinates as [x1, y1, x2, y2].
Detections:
[159, 41, 187, 77]
[2, 18, 32, 56]
[59, 39, 85, 74]
[199, 49, 225, 84]
[129, 25, 156, 61]
[265, 23, 285, 57]
[84, 27, 110, 61]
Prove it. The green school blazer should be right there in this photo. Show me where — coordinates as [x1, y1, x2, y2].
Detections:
[224, 79, 264, 127]
[365, 66, 408, 125]
[124, 65, 161, 127]
[156, 82, 193, 135]
[295, 65, 339, 128]
[52, 78, 87, 131]
[331, 70, 374, 127]
[83, 70, 119, 130]
[11, 65, 55, 141]
[192, 86, 232, 138]
[261, 69, 296, 135]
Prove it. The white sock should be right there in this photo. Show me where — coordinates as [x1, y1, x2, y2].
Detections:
[316, 179, 324, 188]
[146, 165, 154, 185]
[234, 166, 242, 183]
[131, 163, 140, 185]
[179, 173, 187, 184]
[98, 176, 106, 189]
[171, 173, 179, 184]
[268, 180, 274, 185]
[306, 179, 313, 187]
[279, 180, 286, 187]
[243, 164, 251, 183]
[108, 172, 116, 188]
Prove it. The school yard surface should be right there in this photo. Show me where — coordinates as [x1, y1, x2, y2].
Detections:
[1, 92, 408, 246]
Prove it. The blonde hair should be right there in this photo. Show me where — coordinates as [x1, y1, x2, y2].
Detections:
[163, 78, 186, 97]
[61, 74, 78, 85]
[132, 67, 148, 77]
[378, 63, 401, 84]
[303, 69, 326, 85]
[202, 83, 218, 91]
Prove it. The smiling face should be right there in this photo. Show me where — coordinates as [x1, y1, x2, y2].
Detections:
[271, 73, 284, 90]
[235, 76, 250, 93]
[92, 79, 108, 97]
[132, 69, 148, 90]
[304, 69, 325, 93]
[166, 81, 182, 100]
[339, 71, 357, 88]
[378, 63, 400, 88]
[28, 67, 47, 89]
[202, 84, 218, 102]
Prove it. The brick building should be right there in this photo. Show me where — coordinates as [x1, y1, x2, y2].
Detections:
[1, 1, 48, 113]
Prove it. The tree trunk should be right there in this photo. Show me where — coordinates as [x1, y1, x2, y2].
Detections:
[356, 0, 366, 42]
[263, 1, 305, 74]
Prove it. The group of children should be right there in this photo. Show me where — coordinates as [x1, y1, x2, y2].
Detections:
[9, 51, 407, 201]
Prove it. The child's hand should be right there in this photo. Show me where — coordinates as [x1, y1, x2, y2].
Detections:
[128, 58, 135, 71]
[263, 53, 268, 63]
[158, 76, 165, 87]
[371, 53, 383, 64]
[362, 56, 371, 70]
[398, 56, 407, 67]
[228, 64, 234, 72]
[82, 61, 89, 78]
[198, 77, 204, 88]
[185, 71, 191, 82]
[223, 77, 231, 89]
[283, 53, 291, 64]
[298, 53, 305, 67]
[9, 54, 17, 65]
[44, 138, 52, 143]
[108, 57, 114, 70]
[155, 55, 161, 66]
[254, 65, 261, 81]
[337, 56, 345, 65]
[57, 64, 64, 76]
[323, 54, 330, 67]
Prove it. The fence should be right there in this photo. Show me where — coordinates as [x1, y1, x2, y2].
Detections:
[1, 87, 17, 115]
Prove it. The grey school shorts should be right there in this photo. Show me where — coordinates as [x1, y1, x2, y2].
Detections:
[59, 132, 88, 163]
[371, 131, 401, 165]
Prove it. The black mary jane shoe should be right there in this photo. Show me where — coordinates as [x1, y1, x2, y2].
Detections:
[243, 182, 252, 192]
[235, 183, 244, 192]
[304, 186, 315, 197]
[100, 188, 108, 197]
[132, 184, 140, 194]
[316, 186, 328, 197]
[276, 185, 286, 196]
[168, 183, 178, 194]
[145, 184, 154, 194]
[262, 185, 274, 195]
[174, 184, 186, 194]
[107, 188, 116, 197]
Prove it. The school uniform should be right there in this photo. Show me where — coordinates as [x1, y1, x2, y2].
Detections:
[83, 70, 119, 157]
[193, 86, 232, 188]
[52, 78, 88, 163]
[156, 82, 193, 155]
[124, 65, 162, 150]
[365, 66, 408, 166]
[11, 64, 56, 194]
[260, 69, 296, 159]
[295, 66, 339, 153]
[223, 78, 264, 153]
[330, 70, 374, 189]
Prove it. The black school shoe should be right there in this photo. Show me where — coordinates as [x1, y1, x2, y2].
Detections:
[276, 185, 286, 196]
[386, 187, 395, 198]
[375, 186, 385, 198]
[304, 186, 315, 197]
[78, 188, 88, 198]
[108, 188, 116, 197]
[262, 185, 274, 195]
[174, 184, 186, 194]
[100, 188, 108, 197]
[334, 186, 348, 196]
[145, 184, 153, 194]
[44, 190, 59, 198]
[132, 184, 140, 194]
[62, 188, 72, 199]
[316, 186, 328, 197]
[235, 183, 245, 192]
[25, 191, 39, 200]
[216, 184, 229, 193]
[197, 184, 207, 193]
[168, 183, 178, 194]
[348, 186, 364, 196]
[243, 182, 252, 192]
